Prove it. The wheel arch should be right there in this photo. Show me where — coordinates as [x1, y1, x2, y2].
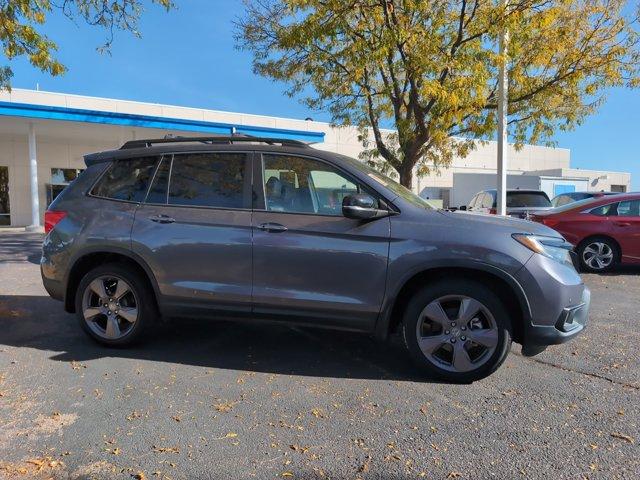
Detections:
[376, 262, 532, 345]
[64, 247, 161, 313]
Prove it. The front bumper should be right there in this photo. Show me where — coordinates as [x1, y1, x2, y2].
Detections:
[521, 287, 590, 356]
[515, 253, 590, 356]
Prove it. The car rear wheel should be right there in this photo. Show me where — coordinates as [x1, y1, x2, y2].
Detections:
[402, 280, 512, 383]
[578, 237, 618, 273]
[75, 264, 156, 346]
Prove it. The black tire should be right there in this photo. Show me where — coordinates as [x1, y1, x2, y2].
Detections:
[75, 263, 157, 347]
[402, 279, 512, 383]
[577, 236, 619, 273]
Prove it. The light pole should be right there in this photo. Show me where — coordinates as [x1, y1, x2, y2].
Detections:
[496, 0, 509, 216]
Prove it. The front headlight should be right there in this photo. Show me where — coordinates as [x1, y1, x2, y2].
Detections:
[512, 233, 574, 266]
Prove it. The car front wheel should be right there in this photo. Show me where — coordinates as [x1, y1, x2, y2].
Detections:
[402, 280, 512, 383]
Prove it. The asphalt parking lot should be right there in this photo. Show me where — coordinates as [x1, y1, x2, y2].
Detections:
[0, 232, 638, 479]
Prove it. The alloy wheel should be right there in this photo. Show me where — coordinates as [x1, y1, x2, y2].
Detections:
[82, 275, 139, 340]
[582, 242, 614, 270]
[416, 295, 499, 373]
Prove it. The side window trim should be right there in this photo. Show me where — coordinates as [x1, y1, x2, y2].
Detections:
[142, 154, 172, 205]
[166, 154, 174, 205]
[252, 151, 266, 210]
[253, 152, 381, 216]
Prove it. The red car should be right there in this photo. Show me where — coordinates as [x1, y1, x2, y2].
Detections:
[531, 193, 640, 272]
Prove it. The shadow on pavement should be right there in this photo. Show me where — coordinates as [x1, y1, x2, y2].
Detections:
[0, 293, 428, 382]
[0, 232, 42, 264]
[589, 265, 640, 276]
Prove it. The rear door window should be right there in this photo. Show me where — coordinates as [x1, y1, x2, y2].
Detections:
[168, 153, 248, 209]
[91, 157, 158, 202]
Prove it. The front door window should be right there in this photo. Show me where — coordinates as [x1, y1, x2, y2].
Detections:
[262, 154, 365, 215]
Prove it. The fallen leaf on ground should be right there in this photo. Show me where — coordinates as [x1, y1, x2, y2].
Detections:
[70, 360, 87, 370]
[127, 411, 142, 421]
[289, 444, 310, 453]
[213, 402, 234, 413]
[153, 446, 180, 454]
[610, 433, 634, 443]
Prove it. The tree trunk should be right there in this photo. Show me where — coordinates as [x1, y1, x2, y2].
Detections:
[398, 163, 414, 189]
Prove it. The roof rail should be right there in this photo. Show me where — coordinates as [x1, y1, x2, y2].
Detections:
[120, 135, 310, 150]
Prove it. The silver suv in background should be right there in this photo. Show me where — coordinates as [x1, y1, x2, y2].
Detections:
[41, 136, 589, 382]
[465, 189, 553, 219]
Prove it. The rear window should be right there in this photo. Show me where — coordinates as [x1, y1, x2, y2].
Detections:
[91, 157, 158, 202]
[506, 192, 551, 208]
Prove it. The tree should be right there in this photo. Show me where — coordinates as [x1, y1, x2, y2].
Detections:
[236, 0, 640, 187]
[0, 0, 173, 90]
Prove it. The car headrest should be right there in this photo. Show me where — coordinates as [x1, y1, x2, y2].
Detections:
[265, 176, 282, 199]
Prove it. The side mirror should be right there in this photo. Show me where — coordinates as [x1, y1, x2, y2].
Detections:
[458, 205, 467, 211]
[342, 193, 388, 220]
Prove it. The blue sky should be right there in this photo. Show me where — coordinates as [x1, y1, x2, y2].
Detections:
[4, 1, 639, 190]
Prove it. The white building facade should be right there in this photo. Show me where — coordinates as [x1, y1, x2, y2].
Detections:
[0, 89, 631, 228]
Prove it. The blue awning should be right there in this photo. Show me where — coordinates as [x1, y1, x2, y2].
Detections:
[0, 101, 325, 143]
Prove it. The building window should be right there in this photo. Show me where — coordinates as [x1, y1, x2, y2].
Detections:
[47, 168, 84, 206]
[0, 166, 9, 226]
[610, 184, 627, 193]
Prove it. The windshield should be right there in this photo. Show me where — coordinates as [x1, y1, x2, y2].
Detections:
[552, 192, 588, 207]
[505, 192, 551, 208]
[548, 196, 604, 213]
[337, 155, 434, 209]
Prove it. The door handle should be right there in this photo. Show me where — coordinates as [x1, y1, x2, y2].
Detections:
[258, 222, 288, 233]
[149, 214, 175, 224]
[614, 222, 631, 227]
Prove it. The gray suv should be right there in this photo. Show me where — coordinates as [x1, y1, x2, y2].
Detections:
[41, 136, 590, 382]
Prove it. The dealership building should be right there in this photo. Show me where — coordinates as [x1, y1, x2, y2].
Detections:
[0, 88, 631, 228]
